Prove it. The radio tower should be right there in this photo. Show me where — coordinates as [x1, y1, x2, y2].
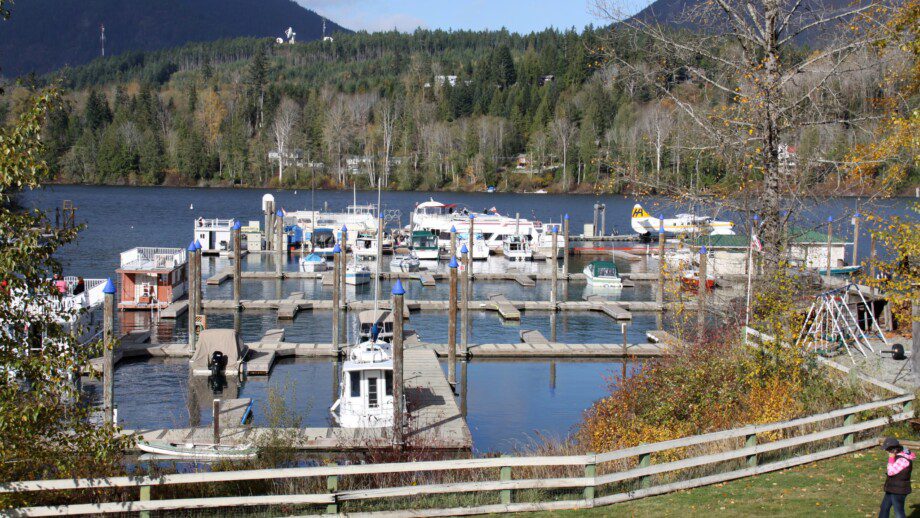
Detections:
[322, 18, 326, 39]
[100, 24, 106, 57]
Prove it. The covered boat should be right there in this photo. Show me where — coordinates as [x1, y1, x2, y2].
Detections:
[190, 329, 248, 376]
[299, 253, 327, 272]
[411, 231, 441, 260]
[583, 261, 623, 288]
[390, 248, 421, 272]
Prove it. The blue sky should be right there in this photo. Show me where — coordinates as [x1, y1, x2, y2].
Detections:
[297, 1, 646, 34]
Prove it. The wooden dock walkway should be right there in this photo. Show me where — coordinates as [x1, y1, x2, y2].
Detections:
[125, 349, 472, 451]
[237, 270, 665, 283]
[418, 272, 436, 287]
[159, 300, 188, 319]
[488, 293, 522, 320]
[520, 329, 550, 345]
[86, 331, 184, 374]
[219, 398, 253, 426]
[513, 274, 535, 287]
[206, 267, 233, 285]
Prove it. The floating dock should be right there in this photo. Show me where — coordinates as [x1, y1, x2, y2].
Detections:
[124, 349, 472, 451]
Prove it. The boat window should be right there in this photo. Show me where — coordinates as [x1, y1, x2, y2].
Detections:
[349, 371, 360, 397]
[367, 376, 379, 408]
[385, 371, 393, 396]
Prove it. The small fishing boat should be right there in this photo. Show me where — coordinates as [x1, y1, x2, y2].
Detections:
[502, 235, 532, 261]
[390, 248, 421, 272]
[353, 232, 379, 260]
[310, 228, 338, 257]
[411, 231, 441, 260]
[583, 261, 623, 288]
[816, 265, 862, 276]
[299, 253, 327, 272]
[137, 440, 257, 460]
[346, 262, 371, 285]
[681, 270, 716, 291]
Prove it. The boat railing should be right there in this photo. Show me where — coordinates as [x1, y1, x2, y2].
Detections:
[194, 218, 235, 230]
[120, 247, 186, 270]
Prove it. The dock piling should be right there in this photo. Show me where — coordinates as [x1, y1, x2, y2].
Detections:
[698, 246, 708, 341]
[448, 257, 459, 388]
[392, 280, 406, 448]
[657, 218, 665, 306]
[332, 244, 342, 355]
[187, 241, 198, 352]
[550, 225, 559, 308]
[450, 225, 457, 258]
[852, 212, 860, 266]
[102, 278, 116, 424]
[212, 399, 220, 445]
[195, 241, 202, 315]
[275, 209, 284, 278]
[870, 232, 877, 296]
[563, 214, 570, 280]
[461, 244, 470, 355]
[340, 226, 348, 308]
[232, 221, 242, 308]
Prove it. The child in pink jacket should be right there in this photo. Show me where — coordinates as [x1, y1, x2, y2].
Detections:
[880, 437, 915, 518]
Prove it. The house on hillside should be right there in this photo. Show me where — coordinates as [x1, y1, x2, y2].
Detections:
[268, 149, 304, 168]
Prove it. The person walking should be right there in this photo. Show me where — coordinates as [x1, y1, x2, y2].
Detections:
[880, 437, 915, 518]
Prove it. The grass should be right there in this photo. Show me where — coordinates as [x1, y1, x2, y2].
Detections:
[511, 449, 920, 517]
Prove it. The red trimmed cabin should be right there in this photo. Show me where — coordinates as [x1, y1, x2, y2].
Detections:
[116, 247, 187, 311]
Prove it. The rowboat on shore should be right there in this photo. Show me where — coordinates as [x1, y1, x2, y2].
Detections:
[137, 440, 257, 460]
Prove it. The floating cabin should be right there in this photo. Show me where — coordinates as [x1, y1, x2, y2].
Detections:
[689, 228, 849, 276]
[116, 247, 187, 311]
[193, 218, 235, 254]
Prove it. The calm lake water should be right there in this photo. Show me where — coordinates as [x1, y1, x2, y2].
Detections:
[20, 185, 916, 453]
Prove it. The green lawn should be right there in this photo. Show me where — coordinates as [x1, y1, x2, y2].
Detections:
[515, 449, 920, 517]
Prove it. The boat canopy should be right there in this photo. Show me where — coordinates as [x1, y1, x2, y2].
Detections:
[190, 329, 248, 374]
[589, 261, 620, 278]
[304, 253, 324, 262]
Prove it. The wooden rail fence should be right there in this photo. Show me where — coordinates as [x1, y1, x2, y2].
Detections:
[1, 393, 912, 517]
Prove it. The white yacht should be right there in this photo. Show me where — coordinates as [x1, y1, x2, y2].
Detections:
[503, 235, 532, 261]
[287, 204, 379, 248]
[353, 232, 379, 260]
[410, 199, 542, 253]
[330, 339, 394, 428]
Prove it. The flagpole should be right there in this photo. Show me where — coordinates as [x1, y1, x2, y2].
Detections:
[744, 215, 759, 343]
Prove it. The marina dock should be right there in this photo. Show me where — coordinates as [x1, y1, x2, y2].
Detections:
[124, 349, 472, 451]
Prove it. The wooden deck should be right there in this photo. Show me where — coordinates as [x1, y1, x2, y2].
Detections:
[125, 349, 472, 451]
[159, 299, 189, 319]
[206, 267, 233, 285]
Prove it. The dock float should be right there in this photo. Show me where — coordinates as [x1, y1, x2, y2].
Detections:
[418, 272, 436, 287]
[219, 398, 253, 426]
[489, 293, 522, 320]
[86, 331, 182, 374]
[125, 349, 472, 451]
[647, 330, 681, 347]
[159, 300, 188, 319]
[513, 274, 535, 287]
[519, 329, 549, 345]
[206, 267, 233, 285]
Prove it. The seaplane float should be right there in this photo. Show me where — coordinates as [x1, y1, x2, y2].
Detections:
[631, 204, 734, 238]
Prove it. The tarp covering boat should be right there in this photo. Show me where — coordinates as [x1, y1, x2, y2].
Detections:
[190, 329, 248, 376]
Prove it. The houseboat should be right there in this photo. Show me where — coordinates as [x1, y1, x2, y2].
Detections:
[329, 338, 394, 428]
[411, 231, 441, 260]
[583, 261, 623, 289]
[502, 235, 532, 261]
[116, 247, 187, 311]
[193, 218, 235, 254]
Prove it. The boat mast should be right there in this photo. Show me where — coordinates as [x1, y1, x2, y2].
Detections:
[373, 170, 383, 318]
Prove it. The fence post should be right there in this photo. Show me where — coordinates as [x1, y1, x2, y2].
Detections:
[326, 475, 339, 514]
[500, 460, 512, 505]
[745, 433, 757, 467]
[139, 485, 151, 518]
[843, 413, 855, 446]
[638, 453, 652, 488]
[584, 456, 597, 501]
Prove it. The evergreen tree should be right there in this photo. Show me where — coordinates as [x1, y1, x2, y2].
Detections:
[492, 45, 517, 88]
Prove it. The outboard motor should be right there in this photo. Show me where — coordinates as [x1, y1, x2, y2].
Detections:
[208, 350, 228, 376]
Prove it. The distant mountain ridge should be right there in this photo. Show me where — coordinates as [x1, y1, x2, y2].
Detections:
[0, 0, 347, 77]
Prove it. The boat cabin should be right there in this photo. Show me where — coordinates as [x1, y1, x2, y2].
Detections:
[116, 247, 187, 311]
[358, 309, 396, 342]
[310, 228, 337, 256]
[193, 218, 235, 254]
[331, 341, 395, 428]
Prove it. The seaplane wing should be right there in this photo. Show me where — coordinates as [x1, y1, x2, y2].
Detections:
[631, 204, 735, 236]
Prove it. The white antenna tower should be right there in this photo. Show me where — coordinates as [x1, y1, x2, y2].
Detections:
[323, 18, 326, 39]
[100, 24, 106, 57]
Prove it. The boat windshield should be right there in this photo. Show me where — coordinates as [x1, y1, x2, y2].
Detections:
[595, 266, 619, 277]
[412, 234, 438, 247]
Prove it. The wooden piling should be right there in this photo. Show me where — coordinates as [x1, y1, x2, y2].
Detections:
[187, 242, 197, 352]
[563, 214, 570, 280]
[275, 210, 284, 278]
[461, 245, 470, 354]
[656, 221, 665, 306]
[825, 217, 833, 283]
[212, 399, 220, 445]
[698, 246, 708, 342]
[450, 226, 457, 257]
[232, 222, 242, 308]
[448, 257, 459, 388]
[332, 244, 341, 354]
[392, 280, 406, 447]
[102, 279, 116, 424]
[550, 226, 559, 307]
[195, 244, 203, 315]
[340, 227, 348, 308]
[265, 200, 274, 252]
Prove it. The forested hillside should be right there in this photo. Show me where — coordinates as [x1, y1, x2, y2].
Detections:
[0, 0, 345, 76]
[10, 25, 915, 193]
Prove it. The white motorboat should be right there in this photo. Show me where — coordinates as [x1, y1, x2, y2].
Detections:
[346, 262, 371, 285]
[353, 232, 379, 260]
[455, 232, 490, 260]
[390, 248, 421, 272]
[411, 231, 441, 260]
[502, 235, 532, 261]
[410, 199, 542, 253]
[330, 339, 395, 428]
[583, 261, 624, 288]
[299, 253, 327, 272]
[138, 440, 256, 460]
[309, 227, 338, 257]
